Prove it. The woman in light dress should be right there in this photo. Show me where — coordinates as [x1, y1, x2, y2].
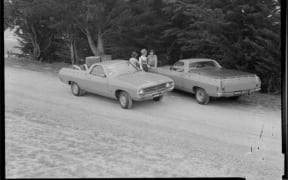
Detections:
[139, 49, 150, 72]
[129, 51, 140, 69]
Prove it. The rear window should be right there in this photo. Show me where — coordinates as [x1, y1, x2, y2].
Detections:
[189, 61, 219, 68]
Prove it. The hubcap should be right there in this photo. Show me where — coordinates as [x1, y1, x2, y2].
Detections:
[72, 84, 79, 94]
[197, 91, 204, 101]
[119, 95, 127, 106]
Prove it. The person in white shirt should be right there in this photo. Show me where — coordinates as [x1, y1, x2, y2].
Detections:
[147, 49, 158, 68]
[129, 51, 140, 69]
[139, 49, 150, 72]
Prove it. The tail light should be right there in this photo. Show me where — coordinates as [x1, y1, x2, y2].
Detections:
[219, 80, 225, 92]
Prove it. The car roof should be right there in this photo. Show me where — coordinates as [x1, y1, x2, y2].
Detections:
[179, 58, 216, 63]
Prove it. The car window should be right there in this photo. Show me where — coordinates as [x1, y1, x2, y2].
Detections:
[91, 65, 106, 76]
[172, 61, 184, 72]
[106, 62, 139, 76]
[189, 61, 220, 71]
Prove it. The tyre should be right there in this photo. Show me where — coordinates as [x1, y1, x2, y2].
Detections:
[195, 88, 210, 105]
[118, 91, 133, 109]
[229, 96, 240, 100]
[153, 95, 164, 101]
[71, 82, 85, 96]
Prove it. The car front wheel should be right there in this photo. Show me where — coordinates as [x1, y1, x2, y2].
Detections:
[71, 82, 85, 96]
[118, 91, 133, 109]
[195, 88, 210, 105]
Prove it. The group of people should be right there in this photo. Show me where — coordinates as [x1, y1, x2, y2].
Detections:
[129, 49, 158, 72]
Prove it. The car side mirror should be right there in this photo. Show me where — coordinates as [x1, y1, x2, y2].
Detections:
[100, 74, 106, 78]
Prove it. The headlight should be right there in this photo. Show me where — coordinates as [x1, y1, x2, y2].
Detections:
[166, 82, 174, 88]
[138, 89, 144, 95]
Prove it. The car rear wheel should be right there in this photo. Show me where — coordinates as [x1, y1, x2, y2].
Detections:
[71, 82, 85, 96]
[118, 91, 133, 109]
[153, 95, 164, 101]
[195, 88, 210, 105]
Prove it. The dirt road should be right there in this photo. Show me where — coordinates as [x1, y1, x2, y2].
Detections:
[5, 60, 283, 179]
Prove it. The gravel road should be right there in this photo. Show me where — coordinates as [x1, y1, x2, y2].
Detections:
[5, 61, 283, 179]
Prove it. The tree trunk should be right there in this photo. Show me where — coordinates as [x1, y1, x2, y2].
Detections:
[70, 39, 75, 64]
[30, 26, 41, 60]
[97, 26, 104, 55]
[86, 27, 99, 56]
[179, 49, 183, 59]
[73, 38, 79, 64]
[69, 35, 79, 65]
[24, 19, 41, 60]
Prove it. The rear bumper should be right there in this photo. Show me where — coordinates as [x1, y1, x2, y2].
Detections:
[133, 87, 173, 101]
[216, 88, 261, 97]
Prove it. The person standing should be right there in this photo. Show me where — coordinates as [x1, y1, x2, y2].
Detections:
[139, 49, 149, 72]
[147, 49, 158, 68]
[129, 51, 140, 69]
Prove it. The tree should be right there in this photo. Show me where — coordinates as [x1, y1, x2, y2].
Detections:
[73, 0, 127, 56]
[5, 0, 60, 61]
[161, 0, 281, 92]
[219, 0, 281, 92]
[104, 0, 169, 61]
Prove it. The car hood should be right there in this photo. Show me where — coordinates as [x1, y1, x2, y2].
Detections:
[190, 68, 256, 79]
[115, 72, 172, 88]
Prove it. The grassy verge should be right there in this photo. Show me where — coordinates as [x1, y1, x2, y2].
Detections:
[5, 56, 70, 74]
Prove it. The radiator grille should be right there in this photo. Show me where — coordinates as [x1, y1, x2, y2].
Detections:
[143, 83, 167, 94]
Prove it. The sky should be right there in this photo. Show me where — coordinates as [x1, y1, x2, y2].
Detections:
[4, 28, 21, 54]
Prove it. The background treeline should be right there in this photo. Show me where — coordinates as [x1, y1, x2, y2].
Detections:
[4, 0, 281, 93]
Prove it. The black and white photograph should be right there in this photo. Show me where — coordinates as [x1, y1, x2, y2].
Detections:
[3, 0, 286, 179]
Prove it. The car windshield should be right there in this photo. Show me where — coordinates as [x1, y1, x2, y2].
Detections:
[189, 61, 221, 70]
[106, 62, 140, 76]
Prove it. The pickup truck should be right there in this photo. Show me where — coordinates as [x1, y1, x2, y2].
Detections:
[59, 60, 174, 109]
[149, 58, 261, 105]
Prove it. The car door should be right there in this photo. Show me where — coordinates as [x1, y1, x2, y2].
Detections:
[167, 61, 185, 89]
[86, 65, 108, 96]
[182, 62, 204, 92]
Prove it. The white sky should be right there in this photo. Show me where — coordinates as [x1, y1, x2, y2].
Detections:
[4, 28, 21, 54]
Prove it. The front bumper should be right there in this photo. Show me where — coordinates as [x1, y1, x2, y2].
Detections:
[216, 88, 261, 97]
[133, 87, 174, 101]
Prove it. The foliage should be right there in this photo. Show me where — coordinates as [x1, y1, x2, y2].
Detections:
[162, 0, 281, 93]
